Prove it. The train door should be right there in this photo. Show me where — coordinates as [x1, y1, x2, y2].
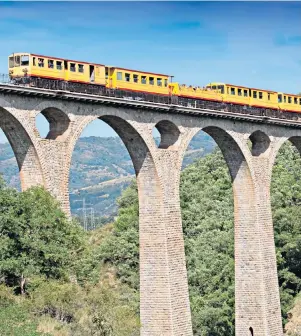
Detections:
[105, 66, 112, 87]
[63, 61, 68, 81]
[90, 65, 95, 83]
[278, 93, 283, 103]
[277, 93, 283, 110]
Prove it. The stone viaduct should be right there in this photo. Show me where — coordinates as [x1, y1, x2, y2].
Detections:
[1, 84, 301, 336]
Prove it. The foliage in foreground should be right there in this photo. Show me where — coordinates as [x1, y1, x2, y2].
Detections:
[0, 180, 139, 335]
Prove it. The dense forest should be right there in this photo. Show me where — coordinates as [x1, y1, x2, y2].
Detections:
[1, 141, 301, 335]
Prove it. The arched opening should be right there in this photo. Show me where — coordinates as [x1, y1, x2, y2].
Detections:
[179, 127, 239, 334]
[249, 130, 271, 156]
[0, 128, 20, 190]
[68, 118, 135, 229]
[153, 120, 180, 149]
[36, 107, 70, 140]
[270, 136, 301, 333]
[152, 126, 161, 147]
[67, 112, 192, 334]
[35, 113, 50, 139]
[0, 107, 44, 191]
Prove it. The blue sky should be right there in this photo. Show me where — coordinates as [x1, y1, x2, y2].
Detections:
[0, 1, 300, 143]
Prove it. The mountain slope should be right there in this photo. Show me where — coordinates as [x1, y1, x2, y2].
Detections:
[0, 132, 216, 216]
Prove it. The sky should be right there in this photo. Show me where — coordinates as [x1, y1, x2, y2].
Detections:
[0, 1, 300, 143]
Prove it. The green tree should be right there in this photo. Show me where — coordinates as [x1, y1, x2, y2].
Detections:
[0, 181, 85, 294]
[98, 182, 139, 290]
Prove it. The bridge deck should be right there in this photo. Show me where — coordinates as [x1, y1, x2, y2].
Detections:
[1, 83, 301, 129]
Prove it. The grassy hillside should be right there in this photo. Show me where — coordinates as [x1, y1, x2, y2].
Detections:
[0, 132, 216, 217]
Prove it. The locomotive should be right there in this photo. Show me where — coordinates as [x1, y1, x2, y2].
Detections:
[8, 52, 301, 121]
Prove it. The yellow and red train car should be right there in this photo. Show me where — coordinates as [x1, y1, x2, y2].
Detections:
[8, 52, 301, 119]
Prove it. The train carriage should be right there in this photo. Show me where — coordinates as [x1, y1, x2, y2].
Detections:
[106, 66, 170, 95]
[7, 52, 301, 118]
[8, 52, 106, 89]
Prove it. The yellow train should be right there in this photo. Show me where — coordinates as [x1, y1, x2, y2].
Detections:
[8, 52, 301, 120]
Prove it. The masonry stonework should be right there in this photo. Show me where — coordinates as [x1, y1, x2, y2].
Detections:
[1, 89, 301, 335]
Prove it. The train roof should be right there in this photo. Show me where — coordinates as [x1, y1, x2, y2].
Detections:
[31, 53, 105, 66]
[10, 52, 170, 77]
[9, 52, 105, 66]
[110, 66, 170, 78]
[226, 83, 300, 97]
[225, 83, 278, 94]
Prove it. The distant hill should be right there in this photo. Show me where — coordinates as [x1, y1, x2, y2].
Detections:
[0, 132, 216, 217]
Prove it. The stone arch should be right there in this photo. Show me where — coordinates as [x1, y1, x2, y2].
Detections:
[0, 107, 44, 190]
[153, 119, 181, 149]
[66, 111, 195, 334]
[67, 114, 159, 178]
[288, 136, 301, 155]
[198, 126, 253, 182]
[37, 107, 71, 140]
[180, 124, 271, 335]
[249, 130, 271, 157]
[66, 114, 162, 221]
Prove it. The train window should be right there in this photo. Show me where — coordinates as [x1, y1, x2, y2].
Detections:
[244, 89, 248, 97]
[230, 87, 235, 95]
[21, 55, 29, 66]
[268, 93, 271, 100]
[33, 57, 36, 66]
[48, 60, 54, 69]
[212, 85, 216, 89]
[141, 76, 147, 84]
[157, 78, 162, 86]
[278, 94, 282, 103]
[259, 92, 263, 99]
[15, 56, 20, 67]
[9, 57, 14, 68]
[299, 98, 301, 105]
[288, 97, 292, 104]
[78, 64, 84, 73]
[125, 73, 131, 82]
[117, 72, 122, 80]
[253, 91, 257, 99]
[38, 58, 44, 67]
[294, 97, 298, 104]
[57, 61, 62, 70]
[149, 77, 154, 85]
[238, 88, 242, 96]
[70, 63, 76, 72]
[164, 79, 168, 87]
[284, 96, 287, 103]
[133, 74, 139, 83]
[218, 85, 224, 94]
